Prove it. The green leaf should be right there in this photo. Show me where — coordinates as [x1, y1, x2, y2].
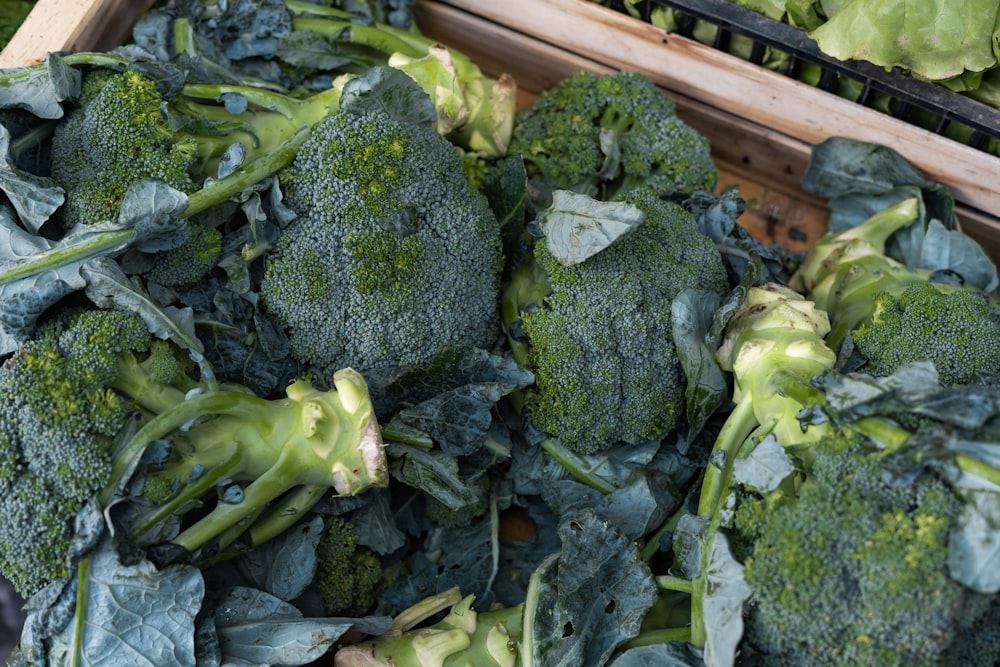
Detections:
[526, 509, 658, 666]
[732, 434, 795, 493]
[671, 289, 727, 442]
[47, 539, 204, 667]
[0, 53, 80, 119]
[0, 124, 64, 233]
[949, 489, 1000, 594]
[808, 0, 1000, 81]
[81, 257, 205, 358]
[536, 190, 646, 267]
[339, 66, 438, 127]
[204, 586, 391, 666]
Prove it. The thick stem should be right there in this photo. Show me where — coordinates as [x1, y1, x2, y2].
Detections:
[102, 391, 270, 507]
[128, 443, 246, 544]
[247, 484, 328, 547]
[696, 396, 758, 518]
[170, 447, 304, 554]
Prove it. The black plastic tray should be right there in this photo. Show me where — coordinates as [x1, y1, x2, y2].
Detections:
[606, 0, 1000, 151]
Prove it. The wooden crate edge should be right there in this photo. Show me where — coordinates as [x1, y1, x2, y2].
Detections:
[0, 0, 154, 68]
[434, 0, 1000, 225]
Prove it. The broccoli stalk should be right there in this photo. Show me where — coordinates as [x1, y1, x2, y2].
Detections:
[113, 368, 385, 559]
[659, 283, 839, 649]
[166, 0, 516, 156]
[334, 587, 523, 667]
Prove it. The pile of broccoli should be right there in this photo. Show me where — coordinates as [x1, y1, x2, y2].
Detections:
[4, 3, 1000, 664]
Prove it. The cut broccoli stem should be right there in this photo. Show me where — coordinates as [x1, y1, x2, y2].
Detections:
[101, 390, 272, 507]
[169, 446, 311, 554]
[128, 442, 245, 543]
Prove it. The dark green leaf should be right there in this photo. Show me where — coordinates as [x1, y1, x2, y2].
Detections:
[340, 66, 437, 127]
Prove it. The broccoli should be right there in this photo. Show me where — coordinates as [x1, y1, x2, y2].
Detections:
[49, 67, 344, 231]
[334, 587, 523, 667]
[259, 77, 504, 380]
[851, 281, 1000, 385]
[0, 303, 386, 597]
[508, 70, 717, 200]
[313, 515, 393, 616]
[501, 188, 728, 454]
[737, 430, 997, 666]
[0, 58, 346, 296]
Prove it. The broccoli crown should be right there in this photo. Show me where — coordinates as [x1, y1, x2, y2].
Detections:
[852, 281, 1000, 385]
[140, 219, 223, 288]
[0, 307, 152, 595]
[313, 515, 391, 616]
[50, 69, 198, 229]
[509, 70, 717, 199]
[259, 105, 503, 379]
[519, 188, 728, 454]
[738, 431, 995, 666]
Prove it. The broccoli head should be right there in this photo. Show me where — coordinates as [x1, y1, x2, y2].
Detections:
[259, 98, 504, 379]
[0, 307, 153, 595]
[737, 430, 997, 666]
[503, 188, 728, 454]
[509, 70, 717, 200]
[852, 281, 1000, 385]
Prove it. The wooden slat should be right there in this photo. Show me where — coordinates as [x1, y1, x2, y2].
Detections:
[0, 0, 155, 68]
[428, 0, 1000, 222]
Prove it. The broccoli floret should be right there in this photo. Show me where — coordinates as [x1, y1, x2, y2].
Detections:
[509, 70, 717, 199]
[139, 219, 224, 288]
[502, 188, 728, 454]
[312, 515, 392, 616]
[852, 281, 1000, 385]
[259, 94, 504, 379]
[738, 431, 997, 666]
[0, 304, 387, 596]
[51, 69, 199, 228]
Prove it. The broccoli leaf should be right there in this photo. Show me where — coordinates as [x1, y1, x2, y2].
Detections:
[45, 538, 204, 667]
[211, 515, 324, 602]
[671, 289, 727, 442]
[536, 190, 646, 267]
[0, 53, 80, 119]
[0, 124, 64, 233]
[525, 509, 657, 666]
[732, 434, 795, 494]
[608, 643, 703, 666]
[82, 258, 205, 358]
[339, 66, 437, 127]
[949, 489, 1000, 594]
[701, 531, 752, 667]
[202, 586, 391, 666]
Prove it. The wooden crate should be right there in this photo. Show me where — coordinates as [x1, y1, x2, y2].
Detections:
[415, 0, 1000, 259]
[0, 0, 154, 68]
